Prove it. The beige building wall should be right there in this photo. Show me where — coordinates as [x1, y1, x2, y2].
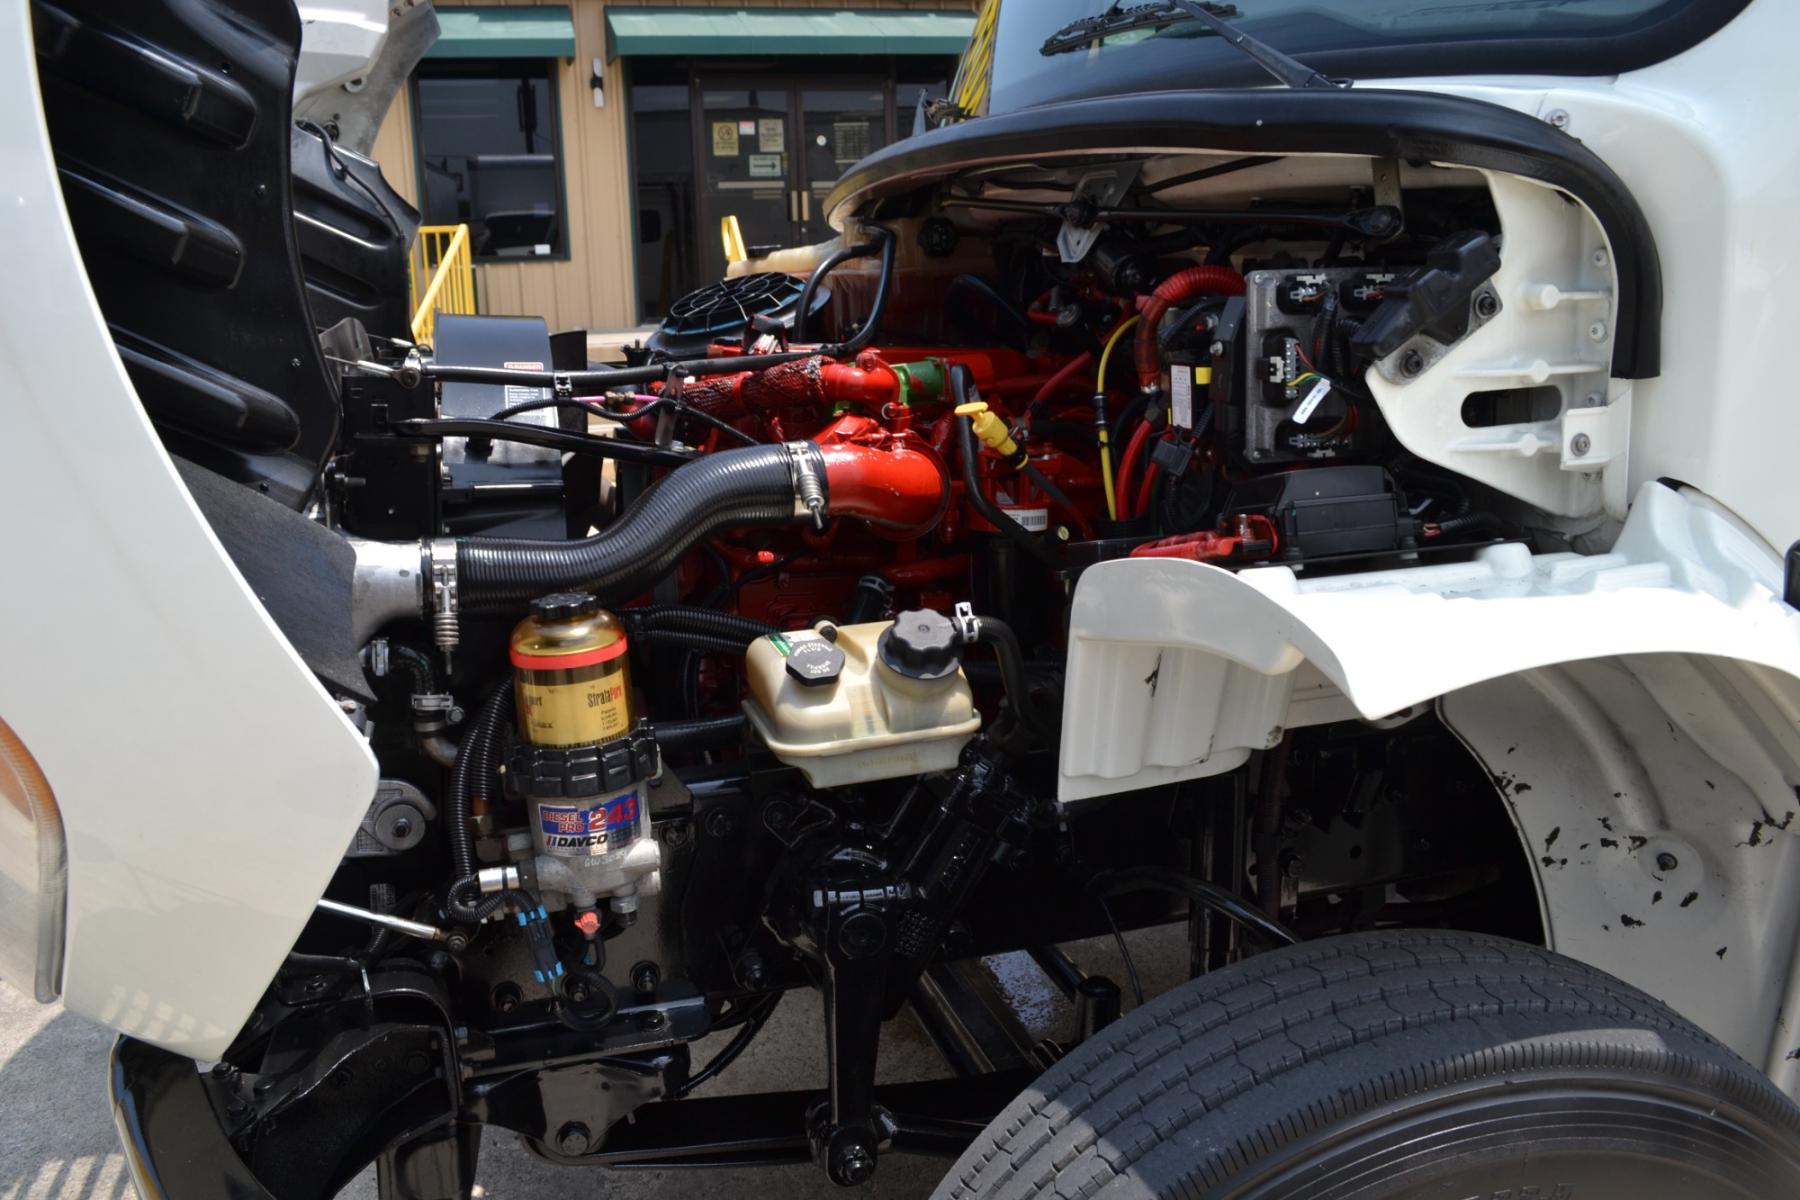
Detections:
[370, 0, 975, 334]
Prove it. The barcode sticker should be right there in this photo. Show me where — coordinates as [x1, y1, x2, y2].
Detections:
[1293, 377, 1332, 424]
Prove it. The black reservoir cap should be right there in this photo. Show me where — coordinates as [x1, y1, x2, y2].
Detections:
[532, 592, 599, 621]
[877, 609, 962, 681]
[785, 636, 846, 688]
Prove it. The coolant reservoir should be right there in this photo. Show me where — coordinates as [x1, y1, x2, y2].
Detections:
[743, 611, 980, 787]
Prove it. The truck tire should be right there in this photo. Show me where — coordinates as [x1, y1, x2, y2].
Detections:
[935, 930, 1800, 1199]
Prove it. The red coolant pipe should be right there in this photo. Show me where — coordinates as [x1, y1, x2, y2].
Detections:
[813, 415, 950, 539]
[1134, 266, 1245, 388]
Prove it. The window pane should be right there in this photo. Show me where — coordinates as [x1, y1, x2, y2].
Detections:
[630, 79, 697, 322]
[416, 65, 565, 260]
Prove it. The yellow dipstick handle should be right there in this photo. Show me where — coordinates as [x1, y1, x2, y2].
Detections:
[955, 400, 1025, 466]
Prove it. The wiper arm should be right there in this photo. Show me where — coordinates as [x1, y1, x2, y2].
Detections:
[1167, 0, 1348, 90]
[1040, 1, 1239, 57]
[1041, 1, 1349, 92]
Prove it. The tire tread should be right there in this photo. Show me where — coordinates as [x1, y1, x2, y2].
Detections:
[932, 931, 1800, 1200]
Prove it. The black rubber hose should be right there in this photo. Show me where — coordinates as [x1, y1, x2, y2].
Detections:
[641, 629, 758, 657]
[1020, 461, 1083, 521]
[950, 366, 1060, 571]
[447, 875, 508, 925]
[1433, 510, 1503, 539]
[1092, 866, 1299, 949]
[627, 605, 778, 641]
[972, 616, 1046, 740]
[455, 443, 812, 614]
[673, 993, 782, 1099]
[386, 643, 436, 693]
[793, 239, 874, 343]
[445, 683, 511, 924]
[651, 713, 747, 753]
[819, 225, 896, 358]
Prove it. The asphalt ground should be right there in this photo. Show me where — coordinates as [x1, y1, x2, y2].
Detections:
[0, 926, 1188, 1200]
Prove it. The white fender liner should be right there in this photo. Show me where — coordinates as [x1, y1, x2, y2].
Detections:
[1059, 480, 1800, 802]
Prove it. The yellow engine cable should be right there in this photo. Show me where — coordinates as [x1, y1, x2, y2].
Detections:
[1093, 314, 1142, 522]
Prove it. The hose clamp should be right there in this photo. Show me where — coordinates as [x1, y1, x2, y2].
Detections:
[952, 601, 981, 644]
[784, 441, 827, 530]
[428, 538, 460, 670]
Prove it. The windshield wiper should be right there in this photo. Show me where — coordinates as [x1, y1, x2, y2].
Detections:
[1041, 1, 1349, 91]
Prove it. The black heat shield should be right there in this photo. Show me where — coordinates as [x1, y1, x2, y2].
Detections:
[33, 0, 346, 509]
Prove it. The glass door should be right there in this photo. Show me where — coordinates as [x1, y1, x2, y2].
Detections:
[695, 80, 797, 281]
[798, 86, 890, 244]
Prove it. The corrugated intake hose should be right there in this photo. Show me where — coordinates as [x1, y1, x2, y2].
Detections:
[456, 443, 816, 615]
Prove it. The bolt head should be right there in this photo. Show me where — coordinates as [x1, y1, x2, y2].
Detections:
[834, 1143, 876, 1185]
[1474, 292, 1499, 319]
[556, 1122, 591, 1155]
[1570, 432, 1592, 458]
[1400, 349, 1425, 378]
[1546, 108, 1571, 129]
[1656, 851, 1680, 872]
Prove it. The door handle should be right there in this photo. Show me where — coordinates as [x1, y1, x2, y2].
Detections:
[788, 190, 800, 223]
[801, 191, 812, 223]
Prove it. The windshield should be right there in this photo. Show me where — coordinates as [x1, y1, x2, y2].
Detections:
[955, 0, 1747, 118]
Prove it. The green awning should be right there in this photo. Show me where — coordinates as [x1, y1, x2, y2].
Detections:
[605, 8, 975, 62]
[427, 6, 576, 59]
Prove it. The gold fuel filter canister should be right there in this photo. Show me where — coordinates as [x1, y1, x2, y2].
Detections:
[510, 593, 633, 747]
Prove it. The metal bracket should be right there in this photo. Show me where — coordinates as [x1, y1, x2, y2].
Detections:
[1560, 394, 1628, 471]
[1370, 157, 1404, 223]
[1055, 164, 1141, 264]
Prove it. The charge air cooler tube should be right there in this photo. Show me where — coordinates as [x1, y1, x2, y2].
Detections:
[453, 437, 948, 614]
[457, 443, 807, 615]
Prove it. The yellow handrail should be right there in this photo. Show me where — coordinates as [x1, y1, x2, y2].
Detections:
[408, 224, 476, 345]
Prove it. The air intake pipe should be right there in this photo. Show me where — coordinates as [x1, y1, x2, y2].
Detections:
[447, 436, 947, 616]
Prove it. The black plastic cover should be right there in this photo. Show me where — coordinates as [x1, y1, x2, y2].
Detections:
[33, 0, 343, 508]
[1351, 231, 1501, 357]
[1227, 465, 1416, 564]
[291, 125, 419, 340]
